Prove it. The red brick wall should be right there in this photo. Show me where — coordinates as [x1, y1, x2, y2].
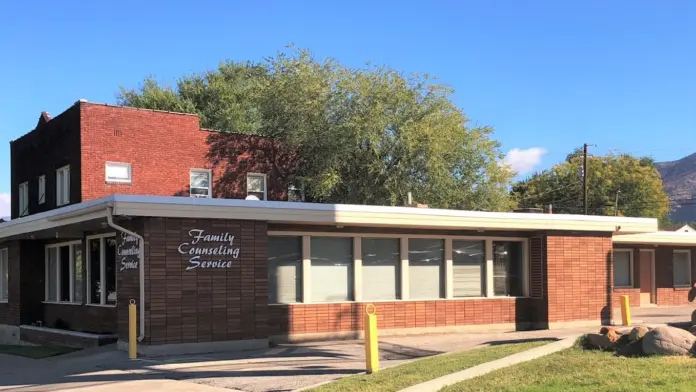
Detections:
[545, 235, 612, 323]
[79, 103, 296, 202]
[650, 246, 695, 306]
[613, 288, 641, 307]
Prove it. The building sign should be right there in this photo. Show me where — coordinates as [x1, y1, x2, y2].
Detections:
[178, 229, 240, 271]
[118, 232, 140, 271]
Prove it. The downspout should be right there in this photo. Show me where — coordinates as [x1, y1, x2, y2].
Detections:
[106, 206, 145, 342]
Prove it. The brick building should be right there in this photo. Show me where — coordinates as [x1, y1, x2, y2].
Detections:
[0, 101, 693, 355]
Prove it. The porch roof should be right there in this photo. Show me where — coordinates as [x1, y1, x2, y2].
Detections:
[0, 194, 658, 241]
[613, 231, 696, 246]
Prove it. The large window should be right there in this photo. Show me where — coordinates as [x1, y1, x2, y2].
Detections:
[362, 238, 400, 300]
[56, 165, 70, 206]
[452, 240, 485, 297]
[409, 239, 444, 299]
[268, 236, 302, 304]
[18, 182, 28, 217]
[613, 250, 633, 288]
[45, 242, 83, 303]
[87, 234, 117, 305]
[0, 248, 8, 301]
[492, 241, 523, 297]
[190, 169, 212, 198]
[310, 237, 353, 302]
[247, 173, 267, 200]
[673, 250, 691, 287]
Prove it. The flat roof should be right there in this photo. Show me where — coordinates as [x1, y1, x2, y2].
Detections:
[0, 194, 658, 240]
[613, 231, 696, 246]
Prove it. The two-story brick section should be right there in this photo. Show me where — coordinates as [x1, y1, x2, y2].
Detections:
[0, 100, 694, 355]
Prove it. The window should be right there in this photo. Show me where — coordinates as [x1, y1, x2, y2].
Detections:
[310, 237, 353, 302]
[362, 238, 400, 300]
[452, 240, 485, 297]
[673, 250, 691, 287]
[56, 165, 70, 206]
[268, 236, 302, 304]
[247, 173, 267, 200]
[613, 250, 633, 288]
[408, 238, 444, 299]
[105, 162, 132, 184]
[492, 241, 524, 296]
[18, 182, 28, 217]
[38, 175, 46, 205]
[190, 169, 212, 198]
[45, 242, 83, 303]
[87, 234, 117, 305]
[287, 177, 305, 202]
[0, 248, 8, 301]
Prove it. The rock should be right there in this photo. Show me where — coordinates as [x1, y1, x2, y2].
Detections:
[600, 326, 615, 335]
[688, 283, 696, 303]
[585, 333, 614, 350]
[606, 329, 621, 344]
[629, 326, 650, 342]
[616, 338, 644, 357]
[642, 326, 696, 356]
[689, 325, 696, 336]
[692, 309, 696, 326]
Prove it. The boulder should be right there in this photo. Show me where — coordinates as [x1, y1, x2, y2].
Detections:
[689, 325, 696, 336]
[616, 338, 644, 357]
[585, 333, 614, 350]
[692, 309, 696, 326]
[606, 329, 621, 345]
[642, 326, 696, 356]
[629, 326, 650, 342]
[599, 326, 615, 335]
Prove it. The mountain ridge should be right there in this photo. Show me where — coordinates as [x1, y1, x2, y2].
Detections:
[656, 153, 696, 223]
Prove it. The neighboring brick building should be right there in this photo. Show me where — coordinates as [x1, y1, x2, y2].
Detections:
[10, 100, 298, 220]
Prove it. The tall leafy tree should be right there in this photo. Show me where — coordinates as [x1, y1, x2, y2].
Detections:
[118, 48, 515, 211]
[512, 152, 670, 218]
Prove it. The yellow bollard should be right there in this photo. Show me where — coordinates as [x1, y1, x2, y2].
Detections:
[129, 299, 137, 359]
[620, 295, 631, 326]
[364, 304, 379, 374]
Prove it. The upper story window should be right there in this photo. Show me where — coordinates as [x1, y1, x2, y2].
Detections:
[247, 173, 267, 200]
[105, 162, 132, 184]
[38, 175, 46, 205]
[56, 165, 70, 206]
[18, 182, 28, 217]
[190, 169, 212, 198]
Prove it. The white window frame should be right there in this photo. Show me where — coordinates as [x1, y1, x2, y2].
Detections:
[0, 248, 8, 302]
[56, 165, 70, 206]
[105, 162, 132, 184]
[86, 233, 117, 307]
[38, 175, 46, 205]
[18, 182, 29, 217]
[190, 169, 212, 198]
[247, 173, 268, 200]
[672, 249, 692, 288]
[44, 240, 82, 304]
[613, 249, 634, 288]
[267, 231, 530, 304]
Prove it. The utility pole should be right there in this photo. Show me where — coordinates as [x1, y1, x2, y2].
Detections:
[614, 190, 621, 216]
[583, 143, 588, 215]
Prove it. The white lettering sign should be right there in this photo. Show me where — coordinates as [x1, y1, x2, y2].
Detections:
[118, 232, 140, 271]
[178, 229, 240, 271]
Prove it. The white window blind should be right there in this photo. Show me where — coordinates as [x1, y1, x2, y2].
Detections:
[673, 251, 691, 287]
[268, 236, 302, 304]
[247, 173, 267, 200]
[18, 182, 28, 217]
[310, 237, 353, 302]
[38, 175, 46, 205]
[613, 250, 632, 287]
[190, 169, 212, 198]
[56, 165, 70, 206]
[493, 241, 523, 296]
[362, 238, 400, 300]
[0, 248, 8, 301]
[408, 238, 444, 299]
[452, 240, 485, 297]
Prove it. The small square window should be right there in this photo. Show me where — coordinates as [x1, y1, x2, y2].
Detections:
[247, 173, 267, 200]
[105, 162, 132, 184]
[190, 169, 212, 198]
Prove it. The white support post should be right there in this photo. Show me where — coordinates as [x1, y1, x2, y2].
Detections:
[353, 237, 362, 302]
[445, 238, 453, 299]
[302, 236, 311, 303]
[485, 239, 494, 297]
[400, 237, 409, 300]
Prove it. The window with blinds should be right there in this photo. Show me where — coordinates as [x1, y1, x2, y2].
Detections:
[452, 240, 485, 297]
[268, 236, 303, 304]
[613, 250, 632, 287]
[673, 250, 691, 287]
[310, 237, 354, 302]
[362, 238, 400, 300]
[492, 241, 523, 297]
[408, 238, 444, 299]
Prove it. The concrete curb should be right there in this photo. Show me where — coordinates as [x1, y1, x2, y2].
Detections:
[398, 334, 581, 392]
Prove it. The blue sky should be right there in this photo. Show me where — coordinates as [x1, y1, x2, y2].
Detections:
[1, 1, 694, 216]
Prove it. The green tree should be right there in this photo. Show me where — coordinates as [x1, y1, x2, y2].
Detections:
[118, 48, 515, 211]
[512, 152, 670, 218]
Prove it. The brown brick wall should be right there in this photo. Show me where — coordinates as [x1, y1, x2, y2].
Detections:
[268, 298, 536, 336]
[43, 304, 117, 334]
[546, 235, 612, 323]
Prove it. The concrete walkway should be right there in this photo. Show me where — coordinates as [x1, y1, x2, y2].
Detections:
[398, 335, 580, 392]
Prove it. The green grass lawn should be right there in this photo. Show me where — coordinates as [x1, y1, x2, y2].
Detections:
[309, 340, 553, 392]
[0, 344, 79, 359]
[441, 347, 696, 392]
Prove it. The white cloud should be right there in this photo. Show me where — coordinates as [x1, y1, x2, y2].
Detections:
[504, 147, 548, 176]
[0, 193, 9, 219]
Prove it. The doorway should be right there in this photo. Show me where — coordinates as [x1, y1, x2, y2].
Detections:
[638, 249, 655, 306]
